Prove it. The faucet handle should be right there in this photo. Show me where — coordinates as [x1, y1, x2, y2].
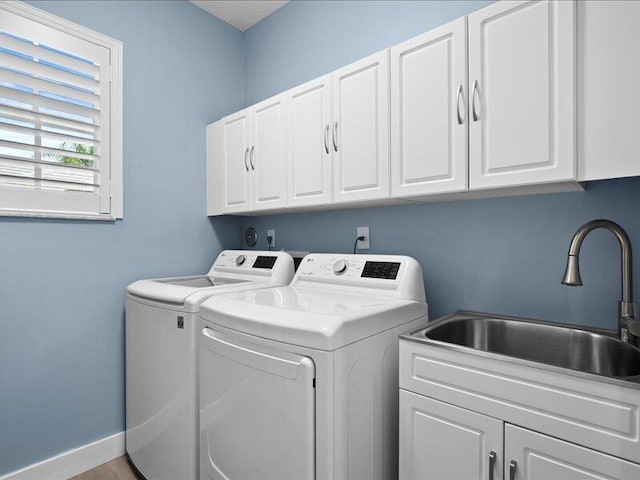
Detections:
[620, 302, 640, 337]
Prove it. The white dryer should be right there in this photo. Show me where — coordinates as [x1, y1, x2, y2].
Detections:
[125, 250, 295, 480]
[198, 253, 428, 480]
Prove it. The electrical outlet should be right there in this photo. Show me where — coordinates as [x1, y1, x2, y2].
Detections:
[356, 226, 370, 250]
[267, 229, 276, 248]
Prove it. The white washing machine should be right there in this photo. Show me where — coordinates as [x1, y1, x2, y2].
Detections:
[125, 250, 295, 480]
[198, 253, 428, 480]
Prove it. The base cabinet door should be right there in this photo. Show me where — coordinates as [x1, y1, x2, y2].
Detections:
[399, 390, 503, 480]
[391, 17, 468, 198]
[468, 0, 576, 190]
[504, 424, 640, 480]
[331, 50, 390, 203]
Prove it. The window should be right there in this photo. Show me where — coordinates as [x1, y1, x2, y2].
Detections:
[0, 1, 122, 219]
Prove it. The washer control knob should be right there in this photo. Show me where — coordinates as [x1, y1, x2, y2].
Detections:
[333, 260, 349, 275]
[236, 255, 247, 266]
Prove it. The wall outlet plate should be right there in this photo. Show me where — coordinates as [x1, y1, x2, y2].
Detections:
[357, 226, 370, 250]
[267, 229, 276, 248]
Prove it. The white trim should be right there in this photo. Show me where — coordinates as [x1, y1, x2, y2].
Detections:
[0, 209, 117, 221]
[0, 431, 125, 480]
[0, 1, 122, 50]
[0, 0, 124, 220]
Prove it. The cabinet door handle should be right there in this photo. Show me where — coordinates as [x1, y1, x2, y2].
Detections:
[243, 147, 249, 172]
[456, 84, 465, 125]
[471, 80, 480, 122]
[249, 145, 255, 170]
[488, 451, 496, 480]
[324, 124, 330, 154]
[509, 460, 517, 480]
[332, 121, 338, 152]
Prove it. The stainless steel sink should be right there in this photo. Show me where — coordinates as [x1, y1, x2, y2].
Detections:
[409, 312, 640, 379]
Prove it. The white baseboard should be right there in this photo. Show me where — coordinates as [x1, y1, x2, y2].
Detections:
[0, 431, 125, 480]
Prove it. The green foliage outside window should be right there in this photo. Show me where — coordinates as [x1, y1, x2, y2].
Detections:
[60, 142, 95, 168]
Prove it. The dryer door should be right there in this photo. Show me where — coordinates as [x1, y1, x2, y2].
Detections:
[199, 327, 316, 480]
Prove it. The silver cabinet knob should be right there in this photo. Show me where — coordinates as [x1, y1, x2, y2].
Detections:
[333, 260, 348, 275]
[236, 255, 247, 266]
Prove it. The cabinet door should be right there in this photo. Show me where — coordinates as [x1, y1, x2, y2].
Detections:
[217, 109, 251, 213]
[504, 424, 640, 480]
[332, 50, 390, 203]
[287, 75, 332, 207]
[399, 390, 503, 480]
[250, 94, 288, 211]
[578, 0, 640, 181]
[391, 17, 467, 198]
[468, 0, 576, 190]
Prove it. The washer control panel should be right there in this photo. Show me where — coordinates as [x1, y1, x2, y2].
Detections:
[214, 252, 279, 270]
[361, 261, 401, 280]
[253, 256, 278, 269]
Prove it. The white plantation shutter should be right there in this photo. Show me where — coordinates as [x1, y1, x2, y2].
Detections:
[0, 2, 122, 218]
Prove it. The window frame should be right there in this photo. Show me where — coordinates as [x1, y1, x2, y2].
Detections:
[0, 0, 123, 220]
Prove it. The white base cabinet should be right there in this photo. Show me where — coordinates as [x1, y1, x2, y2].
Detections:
[400, 391, 640, 480]
[399, 338, 640, 480]
[506, 424, 640, 480]
[400, 390, 503, 480]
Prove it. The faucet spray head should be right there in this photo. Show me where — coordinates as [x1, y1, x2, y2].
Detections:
[562, 254, 583, 286]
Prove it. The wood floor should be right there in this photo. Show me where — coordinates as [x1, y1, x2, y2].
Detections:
[69, 456, 144, 480]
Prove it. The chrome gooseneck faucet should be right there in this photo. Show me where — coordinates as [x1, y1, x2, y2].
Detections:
[562, 219, 640, 346]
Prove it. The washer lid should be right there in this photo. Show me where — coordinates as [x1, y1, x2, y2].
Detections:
[200, 285, 427, 351]
[126, 250, 296, 307]
[127, 276, 252, 305]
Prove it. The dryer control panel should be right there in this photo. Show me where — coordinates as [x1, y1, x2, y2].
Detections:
[293, 254, 425, 302]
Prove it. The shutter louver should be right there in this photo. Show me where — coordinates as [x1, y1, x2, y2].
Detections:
[0, 28, 101, 197]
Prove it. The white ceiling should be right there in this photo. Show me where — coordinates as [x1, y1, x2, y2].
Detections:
[190, 1, 289, 31]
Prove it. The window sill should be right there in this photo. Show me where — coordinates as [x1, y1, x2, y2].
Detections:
[0, 208, 120, 221]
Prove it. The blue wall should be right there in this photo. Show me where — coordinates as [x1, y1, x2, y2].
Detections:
[244, 0, 494, 104]
[3, 0, 640, 476]
[243, 178, 640, 328]
[0, 1, 244, 475]
[242, 0, 640, 328]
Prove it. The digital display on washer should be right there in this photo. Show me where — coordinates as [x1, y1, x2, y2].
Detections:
[252, 256, 277, 269]
[361, 261, 401, 280]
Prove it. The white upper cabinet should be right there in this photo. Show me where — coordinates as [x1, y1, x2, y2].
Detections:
[468, 0, 576, 190]
[578, 0, 640, 181]
[251, 94, 288, 211]
[206, 96, 287, 216]
[331, 50, 390, 203]
[206, 0, 627, 216]
[391, 17, 468, 198]
[207, 109, 251, 215]
[287, 75, 333, 208]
